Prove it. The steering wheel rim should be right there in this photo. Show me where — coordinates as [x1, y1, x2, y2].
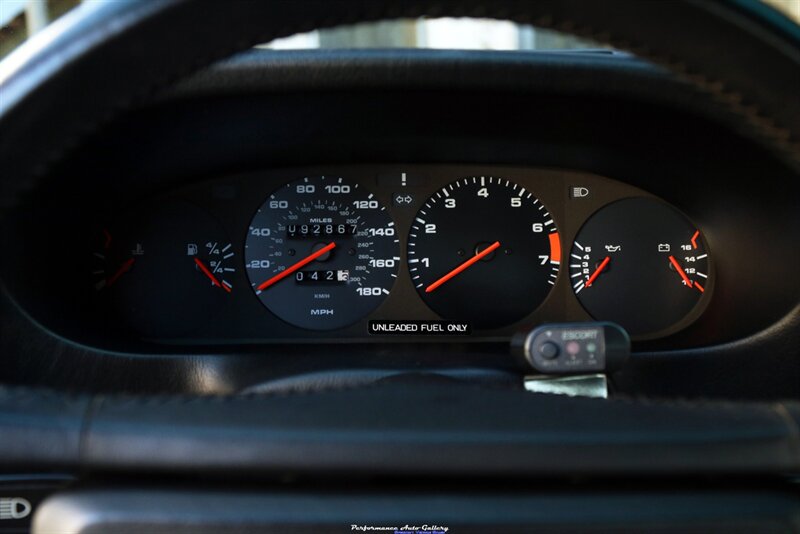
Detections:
[0, 0, 799, 215]
[0, 0, 800, 486]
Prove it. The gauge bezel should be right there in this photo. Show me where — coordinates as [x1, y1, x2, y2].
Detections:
[566, 196, 715, 341]
[14, 164, 735, 349]
[406, 176, 561, 329]
[243, 175, 401, 331]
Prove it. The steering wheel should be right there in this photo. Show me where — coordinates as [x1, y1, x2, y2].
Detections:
[0, 0, 799, 483]
[0, 0, 799, 213]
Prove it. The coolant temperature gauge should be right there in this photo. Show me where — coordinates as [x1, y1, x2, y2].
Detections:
[569, 197, 711, 338]
[91, 228, 143, 292]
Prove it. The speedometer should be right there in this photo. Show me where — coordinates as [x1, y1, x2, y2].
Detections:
[245, 176, 399, 330]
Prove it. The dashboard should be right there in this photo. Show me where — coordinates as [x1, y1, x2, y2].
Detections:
[76, 165, 713, 345]
[2, 4, 800, 532]
[0, 49, 797, 399]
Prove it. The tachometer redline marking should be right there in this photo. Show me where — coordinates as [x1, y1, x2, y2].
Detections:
[585, 256, 610, 288]
[668, 255, 693, 288]
[257, 242, 336, 291]
[425, 241, 500, 294]
[548, 233, 561, 263]
[195, 257, 231, 293]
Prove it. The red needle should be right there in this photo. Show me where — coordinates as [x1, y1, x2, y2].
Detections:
[425, 241, 501, 293]
[695, 282, 705, 293]
[585, 256, 610, 287]
[106, 258, 135, 287]
[668, 255, 693, 288]
[195, 257, 231, 293]
[690, 230, 700, 249]
[257, 242, 336, 291]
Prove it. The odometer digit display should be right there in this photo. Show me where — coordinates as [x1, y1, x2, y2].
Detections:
[245, 176, 399, 330]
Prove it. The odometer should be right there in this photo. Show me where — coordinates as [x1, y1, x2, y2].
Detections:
[245, 176, 399, 330]
[407, 176, 561, 328]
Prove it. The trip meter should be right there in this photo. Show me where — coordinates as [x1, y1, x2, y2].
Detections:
[245, 176, 399, 330]
[569, 197, 712, 337]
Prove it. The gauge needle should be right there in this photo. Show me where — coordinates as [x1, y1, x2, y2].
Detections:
[668, 255, 693, 288]
[257, 242, 336, 291]
[195, 257, 231, 293]
[425, 241, 501, 293]
[585, 256, 611, 287]
[106, 258, 135, 287]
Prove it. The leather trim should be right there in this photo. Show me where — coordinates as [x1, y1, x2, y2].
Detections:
[2, 382, 800, 476]
[31, 487, 800, 532]
[0, 0, 799, 210]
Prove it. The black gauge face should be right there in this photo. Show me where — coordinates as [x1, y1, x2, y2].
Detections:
[94, 201, 235, 337]
[407, 176, 561, 328]
[245, 176, 399, 330]
[569, 197, 711, 337]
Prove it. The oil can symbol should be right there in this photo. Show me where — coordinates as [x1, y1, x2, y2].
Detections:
[0, 497, 31, 520]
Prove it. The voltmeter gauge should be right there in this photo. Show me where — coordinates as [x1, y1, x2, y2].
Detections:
[245, 176, 399, 330]
[569, 197, 712, 338]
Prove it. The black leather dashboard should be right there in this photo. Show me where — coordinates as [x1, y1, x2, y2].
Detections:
[1, 2, 799, 531]
[1, 50, 798, 399]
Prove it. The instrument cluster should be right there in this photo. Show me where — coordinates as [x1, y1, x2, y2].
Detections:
[87, 165, 713, 344]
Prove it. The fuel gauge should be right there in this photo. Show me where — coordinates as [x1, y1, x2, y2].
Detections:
[569, 197, 711, 338]
[95, 201, 235, 338]
[191, 241, 235, 294]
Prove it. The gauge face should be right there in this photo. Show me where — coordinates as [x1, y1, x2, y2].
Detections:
[569, 197, 711, 337]
[94, 201, 235, 337]
[245, 176, 399, 330]
[408, 176, 560, 328]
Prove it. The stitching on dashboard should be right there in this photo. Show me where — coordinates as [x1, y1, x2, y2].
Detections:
[511, 14, 800, 166]
[18, 1, 800, 195]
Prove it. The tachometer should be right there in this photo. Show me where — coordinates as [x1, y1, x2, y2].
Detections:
[245, 176, 399, 330]
[407, 176, 560, 328]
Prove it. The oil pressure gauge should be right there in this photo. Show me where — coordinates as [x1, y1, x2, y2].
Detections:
[569, 197, 711, 338]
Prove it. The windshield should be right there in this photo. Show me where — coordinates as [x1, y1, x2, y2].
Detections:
[2, 1, 799, 60]
[260, 19, 601, 51]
